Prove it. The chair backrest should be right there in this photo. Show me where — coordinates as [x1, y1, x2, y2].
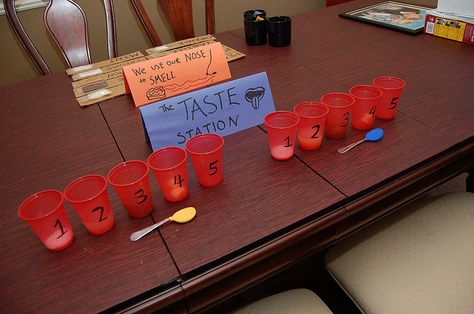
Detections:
[131, 0, 215, 46]
[4, 0, 117, 75]
[5, 0, 215, 75]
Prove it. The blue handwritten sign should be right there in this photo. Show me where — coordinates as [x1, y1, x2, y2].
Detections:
[140, 72, 275, 151]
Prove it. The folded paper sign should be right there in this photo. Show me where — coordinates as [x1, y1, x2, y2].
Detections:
[123, 42, 231, 107]
[140, 72, 276, 150]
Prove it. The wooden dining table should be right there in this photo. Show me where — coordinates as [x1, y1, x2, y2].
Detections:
[1, 0, 473, 313]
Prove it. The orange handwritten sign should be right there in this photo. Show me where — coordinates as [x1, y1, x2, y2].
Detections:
[123, 42, 231, 107]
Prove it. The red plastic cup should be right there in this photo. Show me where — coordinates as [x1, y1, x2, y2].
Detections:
[372, 76, 406, 120]
[148, 147, 189, 202]
[64, 175, 114, 235]
[294, 102, 329, 150]
[18, 190, 74, 251]
[108, 160, 154, 219]
[349, 85, 383, 131]
[264, 111, 300, 160]
[321, 92, 354, 140]
[186, 134, 224, 187]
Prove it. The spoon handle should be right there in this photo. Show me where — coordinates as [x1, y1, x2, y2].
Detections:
[338, 139, 366, 154]
[130, 218, 170, 241]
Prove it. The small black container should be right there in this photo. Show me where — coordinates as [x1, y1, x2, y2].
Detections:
[243, 9, 266, 20]
[268, 16, 291, 47]
[244, 18, 267, 45]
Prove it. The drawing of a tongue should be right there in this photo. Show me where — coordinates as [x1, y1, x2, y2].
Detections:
[245, 87, 265, 110]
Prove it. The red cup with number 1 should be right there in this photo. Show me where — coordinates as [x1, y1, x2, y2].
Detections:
[18, 189, 74, 251]
[264, 111, 300, 160]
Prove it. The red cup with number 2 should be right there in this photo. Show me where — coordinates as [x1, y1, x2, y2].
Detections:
[64, 174, 114, 235]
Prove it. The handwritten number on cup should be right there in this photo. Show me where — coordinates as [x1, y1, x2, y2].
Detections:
[92, 206, 108, 222]
[369, 106, 376, 118]
[311, 125, 321, 139]
[389, 97, 399, 109]
[209, 160, 218, 176]
[283, 136, 292, 147]
[134, 189, 148, 204]
[341, 112, 349, 127]
[54, 219, 67, 239]
[174, 174, 184, 187]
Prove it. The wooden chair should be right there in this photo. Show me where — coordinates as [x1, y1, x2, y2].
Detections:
[4, 0, 117, 75]
[131, 0, 216, 47]
[6, 0, 214, 75]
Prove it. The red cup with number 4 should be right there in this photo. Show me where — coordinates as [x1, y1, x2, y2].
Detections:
[64, 174, 114, 235]
[349, 85, 383, 131]
[148, 147, 189, 202]
[18, 189, 74, 251]
[186, 134, 224, 188]
[372, 76, 406, 120]
[108, 160, 154, 219]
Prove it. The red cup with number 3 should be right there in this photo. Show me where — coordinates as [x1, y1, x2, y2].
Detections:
[108, 160, 154, 219]
[148, 147, 189, 202]
[321, 92, 354, 140]
[64, 174, 114, 235]
[186, 134, 224, 188]
[18, 189, 74, 251]
[373, 76, 406, 120]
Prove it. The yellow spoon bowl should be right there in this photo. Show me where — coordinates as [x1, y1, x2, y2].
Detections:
[130, 207, 197, 241]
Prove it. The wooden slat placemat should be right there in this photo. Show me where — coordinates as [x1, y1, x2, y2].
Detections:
[67, 36, 245, 107]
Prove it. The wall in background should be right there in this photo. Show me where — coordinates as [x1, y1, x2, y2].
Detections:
[0, 0, 325, 85]
[0, 0, 436, 86]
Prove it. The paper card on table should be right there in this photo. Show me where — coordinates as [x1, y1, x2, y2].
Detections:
[123, 42, 231, 107]
[140, 72, 275, 151]
[145, 34, 216, 54]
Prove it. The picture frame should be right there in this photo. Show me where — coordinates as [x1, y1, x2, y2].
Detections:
[339, 1, 429, 34]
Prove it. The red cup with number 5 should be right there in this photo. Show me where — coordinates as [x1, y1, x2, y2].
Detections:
[349, 85, 382, 131]
[64, 174, 114, 235]
[148, 147, 189, 202]
[321, 92, 354, 140]
[372, 76, 406, 120]
[186, 134, 224, 188]
[264, 111, 300, 160]
[108, 160, 154, 219]
[18, 189, 74, 251]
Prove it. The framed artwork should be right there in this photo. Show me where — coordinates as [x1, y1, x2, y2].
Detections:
[340, 1, 429, 34]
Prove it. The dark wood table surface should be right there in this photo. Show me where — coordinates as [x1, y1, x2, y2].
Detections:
[1, 0, 473, 312]
[0, 75, 185, 313]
